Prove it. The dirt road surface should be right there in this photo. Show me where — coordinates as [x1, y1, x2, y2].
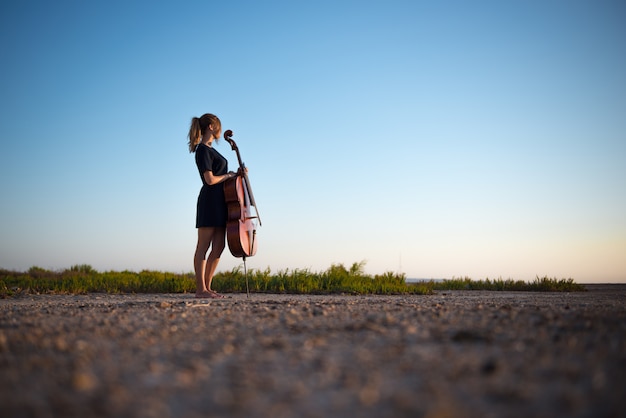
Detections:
[1, 285, 624, 417]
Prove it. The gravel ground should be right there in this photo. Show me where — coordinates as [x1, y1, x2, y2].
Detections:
[1, 286, 625, 418]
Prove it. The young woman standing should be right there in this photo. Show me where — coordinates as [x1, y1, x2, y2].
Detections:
[188, 113, 236, 298]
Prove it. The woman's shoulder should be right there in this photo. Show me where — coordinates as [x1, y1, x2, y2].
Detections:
[195, 143, 212, 155]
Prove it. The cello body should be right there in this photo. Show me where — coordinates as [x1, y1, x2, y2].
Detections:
[223, 130, 261, 259]
[224, 175, 257, 257]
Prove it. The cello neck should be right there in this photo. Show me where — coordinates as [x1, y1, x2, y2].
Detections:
[223, 130, 262, 226]
[224, 130, 246, 171]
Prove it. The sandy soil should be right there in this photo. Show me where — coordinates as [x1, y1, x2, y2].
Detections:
[1, 285, 625, 417]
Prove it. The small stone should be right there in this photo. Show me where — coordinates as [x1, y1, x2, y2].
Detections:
[73, 371, 98, 391]
[481, 358, 498, 375]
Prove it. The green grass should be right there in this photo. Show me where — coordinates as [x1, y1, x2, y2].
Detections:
[428, 276, 586, 292]
[0, 262, 585, 298]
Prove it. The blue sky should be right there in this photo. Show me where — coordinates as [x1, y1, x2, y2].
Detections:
[1, 0, 624, 282]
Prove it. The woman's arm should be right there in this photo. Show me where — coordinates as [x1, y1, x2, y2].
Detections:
[203, 170, 236, 186]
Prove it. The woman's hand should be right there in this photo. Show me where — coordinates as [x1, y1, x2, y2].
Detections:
[203, 170, 236, 185]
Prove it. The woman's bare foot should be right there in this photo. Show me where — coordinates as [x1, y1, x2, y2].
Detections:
[195, 290, 227, 299]
[209, 290, 227, 299]
[195, 291, 214, 299]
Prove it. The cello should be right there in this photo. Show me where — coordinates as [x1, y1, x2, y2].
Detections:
[223, 129, 261, 259]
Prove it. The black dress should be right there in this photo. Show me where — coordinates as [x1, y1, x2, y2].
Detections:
[195, 143, 229, 228]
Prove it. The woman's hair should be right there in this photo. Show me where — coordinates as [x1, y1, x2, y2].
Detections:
[188, 113, 222, 153]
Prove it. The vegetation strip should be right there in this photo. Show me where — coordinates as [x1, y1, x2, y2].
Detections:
[0, 263, 585, 298]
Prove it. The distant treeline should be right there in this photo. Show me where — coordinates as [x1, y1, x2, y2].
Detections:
[0, 262, 586, 298]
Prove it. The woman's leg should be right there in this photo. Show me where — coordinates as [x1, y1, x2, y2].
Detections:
[204, 227, 227, 292]
[194, 227, 215, 297]
[194, 227, 227, 298]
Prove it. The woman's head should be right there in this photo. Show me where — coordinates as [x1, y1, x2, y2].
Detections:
[188, 113, 222, 152]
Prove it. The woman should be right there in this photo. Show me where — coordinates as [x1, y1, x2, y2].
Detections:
[188, 113, 236, 298]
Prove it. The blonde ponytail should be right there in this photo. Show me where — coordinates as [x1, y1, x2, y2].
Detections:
[187, 113, 222, 153]
[188, 117, 202, 153]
